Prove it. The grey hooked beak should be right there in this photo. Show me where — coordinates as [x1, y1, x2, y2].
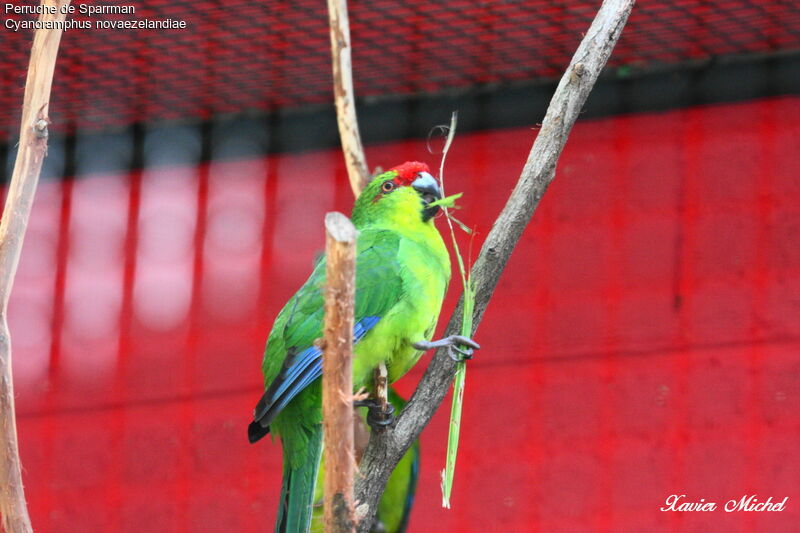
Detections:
[412, 171, 442, 221]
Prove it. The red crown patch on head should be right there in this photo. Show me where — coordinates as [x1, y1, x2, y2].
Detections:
[389, 161, 430, 185]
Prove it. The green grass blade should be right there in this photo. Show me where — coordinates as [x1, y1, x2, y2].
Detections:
[426, 192, 463, 209]
[441, 280, 474, 508]
[436, 111, 477, 508]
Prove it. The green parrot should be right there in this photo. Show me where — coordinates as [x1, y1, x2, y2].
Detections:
[310, 389, 420, 533]
[248, 161, 479, 533]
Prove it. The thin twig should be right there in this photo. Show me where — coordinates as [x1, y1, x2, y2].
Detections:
[372, 365, 388, 415]
[327, 0, 369, 196]
[323, 212, 359, 533]
[434, 112, 470, 507]
[353, 0, 636, 529]
[0, 2, 72, 532]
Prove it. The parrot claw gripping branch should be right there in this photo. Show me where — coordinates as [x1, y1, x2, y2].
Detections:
[352, 399, 396, 430]
[412, 335, 481, 363]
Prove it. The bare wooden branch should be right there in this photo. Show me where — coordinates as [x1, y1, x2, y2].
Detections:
[323, 212, 359, 533]
[353, 0, 636, 529]
[327, 0, 369, 196]
[0, 3, 71, 532]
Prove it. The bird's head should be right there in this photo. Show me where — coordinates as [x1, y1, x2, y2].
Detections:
[351, 161, 443, 228]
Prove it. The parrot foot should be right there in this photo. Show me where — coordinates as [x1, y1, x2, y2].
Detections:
[354, 399, 396, 431]
[413, 335, 481, 363]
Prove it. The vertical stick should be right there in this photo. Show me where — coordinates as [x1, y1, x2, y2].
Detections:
[327, 0, 369, 196]
[323, 212, 359, 533]
[0, 2, 71, 532]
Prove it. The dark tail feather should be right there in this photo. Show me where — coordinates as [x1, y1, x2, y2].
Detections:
[276, 425, 323, 533]
[397, 441, 420, 533]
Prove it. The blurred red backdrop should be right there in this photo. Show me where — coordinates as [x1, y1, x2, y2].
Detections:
[10, 95, 800, 532]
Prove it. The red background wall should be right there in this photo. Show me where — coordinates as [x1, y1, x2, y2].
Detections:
[11, 96, 800, 532]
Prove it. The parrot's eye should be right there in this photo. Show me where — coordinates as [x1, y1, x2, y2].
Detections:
[381, 181, 396, 193]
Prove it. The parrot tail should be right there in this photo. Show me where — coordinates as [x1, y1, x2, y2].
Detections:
[276, 424, 323, 533]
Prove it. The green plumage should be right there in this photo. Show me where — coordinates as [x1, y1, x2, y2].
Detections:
[252, 164, 450, 533]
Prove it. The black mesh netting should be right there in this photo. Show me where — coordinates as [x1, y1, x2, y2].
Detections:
[1, 0, 798, 141]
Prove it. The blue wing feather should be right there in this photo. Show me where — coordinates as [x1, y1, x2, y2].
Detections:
[248, 316, 381, 443]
